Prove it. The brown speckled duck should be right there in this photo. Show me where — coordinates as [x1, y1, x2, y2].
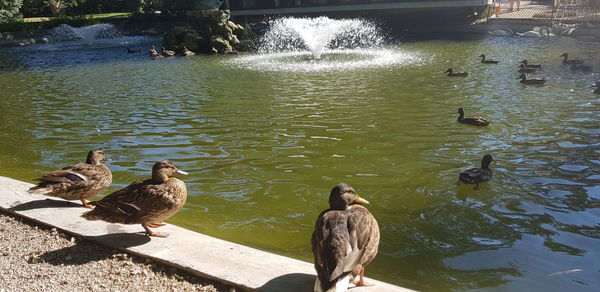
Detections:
[149, 46, 159, 57]
[459, 155, 494, 184]
[457, 108, 490, 126]
[312, 183, 380, 292]
[479, 54, 499, 64]
[445, 68, 469, 77]
[182, 46, 195, 56]
[28, 149, 112, 208]
[161, 46, 176, 57]
[82, 160, 188, 237]
[518, 73, 546, 85]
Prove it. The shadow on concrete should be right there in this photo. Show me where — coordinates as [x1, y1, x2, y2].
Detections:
[10, 199, 83, 211]
[35, 241, 117, 266]
[257, 273, 315, 292]
[88, 232, 152, 248]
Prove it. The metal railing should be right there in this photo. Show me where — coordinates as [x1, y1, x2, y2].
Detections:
[489, 0, 600, 25]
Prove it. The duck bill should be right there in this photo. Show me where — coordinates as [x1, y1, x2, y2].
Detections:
[354, 196, 370, 205]
[175, 169, 189, 175]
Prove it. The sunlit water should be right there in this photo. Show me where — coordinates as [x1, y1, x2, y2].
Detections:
[0, 34, 599, 292]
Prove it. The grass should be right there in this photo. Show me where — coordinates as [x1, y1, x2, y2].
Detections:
[22, 12, 131, 23]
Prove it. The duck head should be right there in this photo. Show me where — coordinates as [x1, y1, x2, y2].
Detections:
[329, 183, 369, 210]
[520, 59, 528, 64]
[86, 149, 108, 165]
[457, 107, 465, 117]
[559, 53, 568, 58]
[479, 54, 486, 58]
[152, 160, 188, 183]
[481, 154, 494, 169]
[445, 68, 453, 74]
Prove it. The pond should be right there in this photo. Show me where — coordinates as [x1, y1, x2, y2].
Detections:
[0, 26, 599, 292]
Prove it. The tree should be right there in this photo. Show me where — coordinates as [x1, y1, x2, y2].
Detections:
[43, 0, 78, 16]
[0, 0, 23, 22]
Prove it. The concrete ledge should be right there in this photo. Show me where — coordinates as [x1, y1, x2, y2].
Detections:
[0, 176, 413, 292]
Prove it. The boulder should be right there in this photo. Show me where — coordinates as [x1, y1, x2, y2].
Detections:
[210, 35, 234, 54]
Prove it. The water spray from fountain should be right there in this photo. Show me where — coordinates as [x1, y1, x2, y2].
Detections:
[49, 24, 122, 45]
[258, 17, 385, 60]
[230, 16, 421, 72]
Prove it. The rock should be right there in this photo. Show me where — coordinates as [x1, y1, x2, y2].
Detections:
[210, 35, 234, 54]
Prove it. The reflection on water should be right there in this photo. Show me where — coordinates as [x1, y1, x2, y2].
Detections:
[0, 35, 599, 292]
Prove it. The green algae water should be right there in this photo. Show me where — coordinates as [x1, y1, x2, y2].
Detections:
[0, 33, 599, 291]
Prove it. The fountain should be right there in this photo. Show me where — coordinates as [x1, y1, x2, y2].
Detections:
[49, 23, 122, 45]
[230, 16, 421, 72]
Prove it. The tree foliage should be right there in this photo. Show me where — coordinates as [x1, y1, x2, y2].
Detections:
[0, 0, 23, 22]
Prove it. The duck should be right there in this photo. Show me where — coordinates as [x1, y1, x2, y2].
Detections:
[459, 155, 494, 184]
[488, 28, 515, 37]
[182, 46, 195, 56]
[591, 81, 600, 94]
[28, 149, 112, 208]
[515, 26, 551, 38]
[445, 68, 469, 77]
[82, 160, 188, 237]
[560, 53, 584, 66]
[127, 48, 141, 53]
[479, 54, 499, 64]
[161, 46, 176, 57]
[457, 108, 490, 126]
[149, 46, 159, 57]
[518, 64, 536, 73]
[517, 73, 546, 85]
[312, 183, 380, 292]
[520, 60, 542, 68]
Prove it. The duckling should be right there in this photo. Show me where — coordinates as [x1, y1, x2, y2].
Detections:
[182, 46, 195, 56]
[28, 149, 112, 208]
[457, 108, 490, 126]
[127, 48, 141, 53]
[479, 54, 499, 64]
[161, 46, 176, 57]
[520, 59, 542, 68]
[82, 160, 188, 237]
[445, 68, 469, 77]
[149, 46, 159, 57]
[560, 53, 584, 65]
[312, 183, 379, 292]
[518, 73, 546, 85]
[518, 64, 536, 73]
[459, 154, 494, 184]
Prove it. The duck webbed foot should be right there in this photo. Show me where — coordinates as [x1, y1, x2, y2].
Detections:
[142, 224, 168, 237]
[146, 223, 166, 228]
[81, 199, 95, 209]
[352, 268, 374, 287]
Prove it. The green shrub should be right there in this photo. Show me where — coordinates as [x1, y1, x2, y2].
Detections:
[0, 0, 23, 23]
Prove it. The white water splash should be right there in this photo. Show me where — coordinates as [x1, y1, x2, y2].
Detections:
[49, 23, 121, 45]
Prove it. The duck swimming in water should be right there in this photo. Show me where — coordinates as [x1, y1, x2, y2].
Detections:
[520, 60, 542, 68]
[28, 149, 112, 208]
[445, 68, 469, 77]
[312, 183, 380, 292]
[591, 81, 600, 94]
[459, 155, 494, 185]
[479, 54, 499, 64]
[457, 108, 490, 126]
[518, 64, 536, 73]
[560, 53, 584, 66]
[518, 73, 546, 85]
[82, 160, 188, 237]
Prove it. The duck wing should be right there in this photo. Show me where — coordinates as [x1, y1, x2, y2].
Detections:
[459, 167, 483, 183]
[312, 206, 379, 291]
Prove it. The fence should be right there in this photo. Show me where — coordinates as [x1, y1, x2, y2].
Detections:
[489, 0, 600, 26]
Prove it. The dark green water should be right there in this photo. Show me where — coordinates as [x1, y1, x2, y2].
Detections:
[0, 34, 599, 291]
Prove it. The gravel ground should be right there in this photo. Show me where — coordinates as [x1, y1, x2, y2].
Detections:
[0, 211, 230, 292]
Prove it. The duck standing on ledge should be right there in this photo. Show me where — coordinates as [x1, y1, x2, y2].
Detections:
[459, 155, 494, 185]
[479, 54, 499, 64]
[312, 183, 380, 292]
[559, 53, 584, 65]
[182, 46, 195, 56]
[28, 149, 112, 208]
[520, 60, 542, 68]
[82, 160, 188, 237]
[518, 73, 547, 85]
[161, 46, 176, 57]
[149, 46, 159, 57]
[445, 68, 469, 77]
[457, 108, 490, 126]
